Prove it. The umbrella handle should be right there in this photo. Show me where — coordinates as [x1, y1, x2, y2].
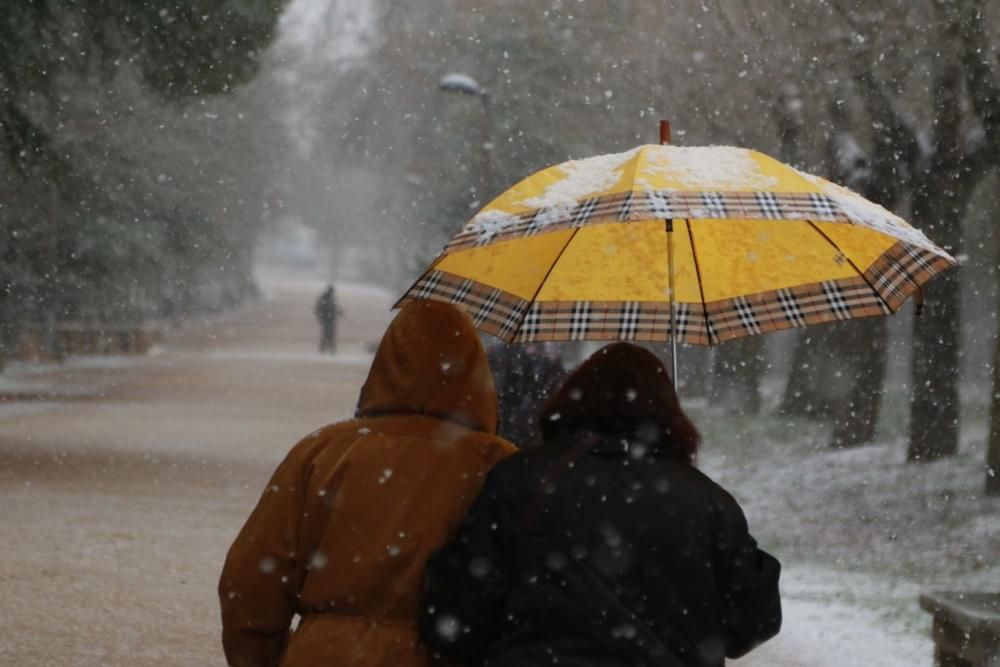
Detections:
[915, 286, 925, 316]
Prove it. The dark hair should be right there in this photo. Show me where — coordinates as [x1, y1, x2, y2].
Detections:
[539, 342, 701, 463]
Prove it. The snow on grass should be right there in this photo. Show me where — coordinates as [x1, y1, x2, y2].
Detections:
[0, 359, 120, 405]
[0, 374, 54, 394]
[702, 422, 997, 577]
[743, 564, 929, 667]
[61, 352, 160, 370]
[690, 397, 999, 665]
[205, 350, 374, 365]
[0, 402, 68, 420]
[2, 351, 158, 380]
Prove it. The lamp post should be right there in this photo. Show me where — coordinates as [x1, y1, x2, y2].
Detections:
[438, 72, 497, 201]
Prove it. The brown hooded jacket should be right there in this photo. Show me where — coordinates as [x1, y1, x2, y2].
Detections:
[219, 300, 516, 667]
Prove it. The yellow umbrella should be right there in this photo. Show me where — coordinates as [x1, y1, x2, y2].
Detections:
[398, 127, 955, 372]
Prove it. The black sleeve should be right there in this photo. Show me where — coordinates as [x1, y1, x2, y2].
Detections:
[714, 496, 782, 659]
[419, 469, 511, 663]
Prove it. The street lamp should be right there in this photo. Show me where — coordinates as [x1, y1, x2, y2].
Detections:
[438, 72, 497, 200]
[438, 72, 487, 98]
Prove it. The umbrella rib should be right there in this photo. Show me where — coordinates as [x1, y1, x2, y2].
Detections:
[521, 227, 581, 322]
[684, 219, 712, 346]
[805, 220, 893, 313]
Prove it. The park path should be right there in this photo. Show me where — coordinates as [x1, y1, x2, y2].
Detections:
[0, 269, 797, 666]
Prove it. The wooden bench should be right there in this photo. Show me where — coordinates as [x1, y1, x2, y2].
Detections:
[920, 591, 1000, 667]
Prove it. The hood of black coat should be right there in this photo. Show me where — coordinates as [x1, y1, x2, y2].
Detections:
[539, 342, 690, 458]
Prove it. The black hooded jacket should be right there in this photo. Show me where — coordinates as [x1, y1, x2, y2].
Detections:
[419, 344, 781, 667]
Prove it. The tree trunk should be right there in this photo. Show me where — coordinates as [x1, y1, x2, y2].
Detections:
[772, 80, 827, 419]
[959, 0, 1000, 491]
[710, 337, 765, 415]
[677, 345, 711, 399]
[907, 189, 962, 462]
[831, 317, 887, 448]
[905, 7, 977, 462]
[823, 75, 909, 449]
[906, 133, 974, 462]
[779, 328, 842, 419]
[987, 313, 1000, 495]
[778, 331, 810, 418]
[782, 94, 868, 425]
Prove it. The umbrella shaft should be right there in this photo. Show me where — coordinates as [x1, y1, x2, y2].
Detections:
[666, 219, 678, 386]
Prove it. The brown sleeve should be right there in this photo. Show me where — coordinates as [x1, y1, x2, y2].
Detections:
[218, 441, 313, 667]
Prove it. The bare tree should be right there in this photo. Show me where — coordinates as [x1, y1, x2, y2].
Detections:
[961, 0, 1000, 488]
[988, 308, 1000, 495]
[905, 1, 998, 461]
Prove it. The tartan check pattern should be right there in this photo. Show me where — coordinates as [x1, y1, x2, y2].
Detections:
[776, 288, 806, 327]
[446, 190, 851, 252]
[513, 300, 711, 345]
[754, 192, 784, 219]
[396, 270, 529, 341]
[705, 277, 889, 343]
[397, 241, 955, 346]
[864, 241, 953, 310]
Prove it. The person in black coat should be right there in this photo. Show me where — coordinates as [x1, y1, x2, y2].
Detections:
[419, 342, 781, 667]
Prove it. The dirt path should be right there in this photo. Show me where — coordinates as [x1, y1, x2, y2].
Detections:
[0, 272, 393, 667]
[0, 271, 797, 666]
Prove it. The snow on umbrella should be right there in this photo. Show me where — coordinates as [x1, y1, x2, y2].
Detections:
[397, 125, 956, 372]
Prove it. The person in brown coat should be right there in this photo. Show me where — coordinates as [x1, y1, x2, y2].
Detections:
[219, 299, 517, 667]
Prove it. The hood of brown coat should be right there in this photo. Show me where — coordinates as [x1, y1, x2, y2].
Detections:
[357, 299, 499, 433]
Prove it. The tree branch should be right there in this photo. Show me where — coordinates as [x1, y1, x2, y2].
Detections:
[852, 70, 921, 170]
[959, 0, 1000, 160]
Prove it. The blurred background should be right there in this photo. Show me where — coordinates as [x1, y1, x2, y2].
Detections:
[4, 1, 1000, 457]
[1, 2, 998, 666]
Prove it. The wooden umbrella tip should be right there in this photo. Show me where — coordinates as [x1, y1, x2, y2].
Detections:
[659, 120, 671, 145]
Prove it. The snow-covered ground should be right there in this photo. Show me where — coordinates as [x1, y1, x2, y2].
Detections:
[696, 399, 999, 666]
[0, 269, 995, 666]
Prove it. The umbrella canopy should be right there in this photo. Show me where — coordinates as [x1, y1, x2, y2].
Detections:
[398, 143, 956, 346]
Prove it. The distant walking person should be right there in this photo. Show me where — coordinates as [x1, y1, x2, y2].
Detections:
[421, 342, 782, 667]
[219, 300, 516, 667]
[314, 285, 341, 353]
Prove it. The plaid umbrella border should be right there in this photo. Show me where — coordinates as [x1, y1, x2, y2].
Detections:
[512, 299, 712, 345]
[864, 242, 954, 311]
[446, 190, 851, 252]
[396, 270, 531, 341]
[397, 242, 953, 346]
